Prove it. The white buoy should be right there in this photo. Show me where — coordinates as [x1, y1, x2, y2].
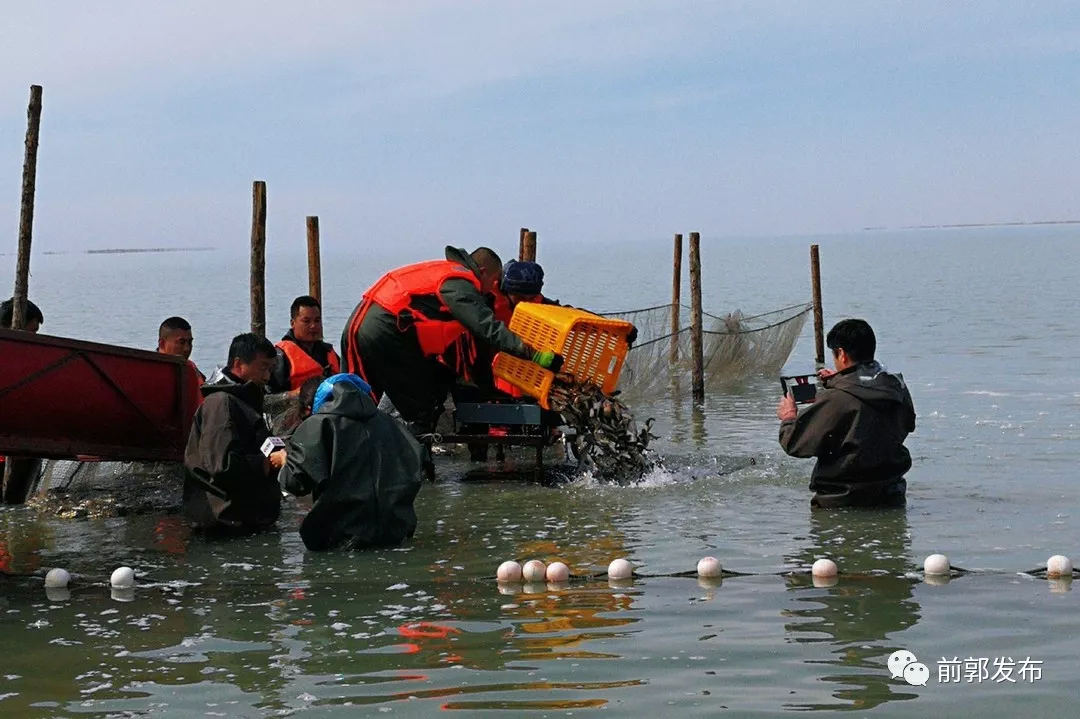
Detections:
[924, 554, 951, 576]
[697, 556, 722, 578]
[811, 559, 838, 578]
[522, 560, 547, 583]
[44, 568, 70, 588]
[1046, 555, 1073, 578]
[546, 561, 570, 583]
[496, 560, 522, 583]
[607, 558, 633, 580]
[110, 566, 135, 589]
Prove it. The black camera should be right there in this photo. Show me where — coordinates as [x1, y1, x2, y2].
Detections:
[780, 374, 817, 404]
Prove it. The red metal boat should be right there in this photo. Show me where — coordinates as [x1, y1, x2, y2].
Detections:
[0, 329, 200, 462]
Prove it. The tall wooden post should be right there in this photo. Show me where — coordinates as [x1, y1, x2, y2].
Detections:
[810, 244, 824, 365]
[11, 85, 43, 331]
[670, 233, 683, 363]
[518, 227, 529, 261]
[689, 231, 704, 404]
[306, 216, 321, 303]
[3, 85, 43, 505]
[250, 181, 267, 338]
[522, 231, 537, 262]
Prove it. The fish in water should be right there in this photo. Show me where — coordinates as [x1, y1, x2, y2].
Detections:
[549, 377, 658, 483]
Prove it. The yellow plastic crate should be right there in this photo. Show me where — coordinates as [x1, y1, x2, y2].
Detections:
[492, 303, 633, 408]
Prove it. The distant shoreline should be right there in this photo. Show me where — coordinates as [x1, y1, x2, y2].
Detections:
[33, 247, 217, 256]
[863, 219, 1080, 231]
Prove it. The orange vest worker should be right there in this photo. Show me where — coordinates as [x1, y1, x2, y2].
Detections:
[276, 339, 341, 391]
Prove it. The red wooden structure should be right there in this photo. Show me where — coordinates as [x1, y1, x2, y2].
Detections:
[0, 329, 200, 462]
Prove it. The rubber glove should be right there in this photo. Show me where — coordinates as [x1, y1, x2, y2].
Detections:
[532, 350, 564, 373]
[626, 325, 639, 348]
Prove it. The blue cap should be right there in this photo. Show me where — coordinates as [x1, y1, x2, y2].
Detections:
[312, 373, 372, 413]
[501, 260, 545, 295]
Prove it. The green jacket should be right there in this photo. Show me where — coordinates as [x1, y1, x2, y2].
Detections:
[279, 380, 424, 550]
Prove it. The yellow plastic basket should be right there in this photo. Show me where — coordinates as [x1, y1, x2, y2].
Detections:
[492, 303, 633, 408]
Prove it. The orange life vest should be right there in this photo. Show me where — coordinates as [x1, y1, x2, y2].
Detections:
[491, 290, 529, 398]
[492, 290, 513, 325]
[187, 361, 205, 407]
[363, 260, 483, 358]
[276, 339, 341, 391]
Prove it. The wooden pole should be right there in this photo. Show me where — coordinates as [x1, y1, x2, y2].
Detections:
[306, 216, 321, 303]
[4, 85, 43, 505]
[670, 233, 683, 363]
[810, 244, 824, 365]
[518, 227, 528, 261]
[11, 85, 43, 331]
[522, 230, 537, 262]
[689, 231, 705, 404]
[250, 181, 267, 338]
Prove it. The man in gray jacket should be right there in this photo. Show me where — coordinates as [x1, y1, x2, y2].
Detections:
[777, 319, 916, 508]
[183, 333, 285, 532]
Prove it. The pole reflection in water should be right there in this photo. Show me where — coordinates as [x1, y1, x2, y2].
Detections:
[690, 402, 708, 448]
[782, 508, 922, 711]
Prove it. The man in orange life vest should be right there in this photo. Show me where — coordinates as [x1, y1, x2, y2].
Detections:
[340, 247, 563, 446]
[269, 296, 341, 395]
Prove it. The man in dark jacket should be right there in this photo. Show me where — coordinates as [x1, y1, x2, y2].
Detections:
[278, 373, 423, 551]
[341, 246, 563, 446]
[777, 319, 916, 508]
[183, 333, 285, 532]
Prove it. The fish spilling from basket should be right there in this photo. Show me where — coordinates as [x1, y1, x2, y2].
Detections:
[549, 378, 659, 483]
[489, 302, 657, 481]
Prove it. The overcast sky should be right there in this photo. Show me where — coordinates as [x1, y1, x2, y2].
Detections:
[2, 1, 1079, 252]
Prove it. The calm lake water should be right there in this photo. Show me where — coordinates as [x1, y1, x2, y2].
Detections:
[2, 226, 1079, 716]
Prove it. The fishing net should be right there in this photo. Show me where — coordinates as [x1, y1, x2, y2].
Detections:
[601, 302, 811, 399]
[28, 459, 185, 518]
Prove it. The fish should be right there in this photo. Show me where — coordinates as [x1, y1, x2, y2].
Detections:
[549, 378, 659, 484]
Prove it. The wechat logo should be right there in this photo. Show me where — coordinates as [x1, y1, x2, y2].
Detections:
[888, 649, 930, 686]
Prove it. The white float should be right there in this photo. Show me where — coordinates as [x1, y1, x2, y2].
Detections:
[924, 554, 951, 576]
[1046, 555, 1073, 578]
[110, 566, 135, 589]
[607, 558, 633, 580]
[496, 560, 522, 582]
[811, 559, 838, 578]
[522, 560, 547, 583]
[546, 561, 570, 583]
[697, 556, 722, 578]
[45, 568, 70, 588]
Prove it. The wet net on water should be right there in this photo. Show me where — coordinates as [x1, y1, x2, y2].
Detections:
[602, 302, 811, 400]
[27, 459, 185, 518]
[26, 391, 304, 516]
